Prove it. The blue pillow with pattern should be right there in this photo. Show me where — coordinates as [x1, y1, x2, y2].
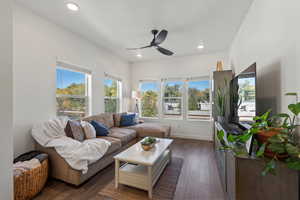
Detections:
[120, 114, 137, 127]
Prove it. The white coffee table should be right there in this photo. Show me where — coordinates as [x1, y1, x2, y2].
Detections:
[114, 138, 173, 199]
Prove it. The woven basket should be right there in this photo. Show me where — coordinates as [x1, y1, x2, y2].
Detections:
[14, 159, 48, 200]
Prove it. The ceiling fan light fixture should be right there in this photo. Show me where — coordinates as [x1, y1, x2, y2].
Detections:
[127, 29, 174, 56]
[66, 2, 80, 11]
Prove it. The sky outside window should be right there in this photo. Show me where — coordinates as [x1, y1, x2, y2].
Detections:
[188, 80, 209, 90]
[141, 82, 158, 92]
[56, 68, 85, 89]
[165, 81, 183, 87]
[104, 79, 113, 86]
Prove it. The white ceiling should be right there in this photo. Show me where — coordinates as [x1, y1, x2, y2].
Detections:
[17, 0, 253, 62]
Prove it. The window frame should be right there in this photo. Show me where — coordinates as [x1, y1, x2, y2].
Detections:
[104, 74, 123, 113]
[185, 77, 211, 121]
[138, 76, 212, 122]
[161, 78, 185, 120]
[56, 61, 92, 118]
[139, 80, 160, 119]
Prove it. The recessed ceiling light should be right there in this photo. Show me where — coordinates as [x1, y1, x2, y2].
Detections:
[136, 53, 142, 58]
[197, 44, 204, 49]
[66, 2, 80, 11]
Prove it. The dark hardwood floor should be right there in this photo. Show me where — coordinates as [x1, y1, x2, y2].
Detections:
[34, 139, 225, 200]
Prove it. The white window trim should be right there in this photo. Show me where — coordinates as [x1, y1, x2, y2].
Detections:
[57, 61, 92, 75]
[56, 61, 92, 117]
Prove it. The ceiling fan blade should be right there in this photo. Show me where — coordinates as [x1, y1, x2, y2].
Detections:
[154, 30, 168, 45]
[156, 46, 174, 56]
[126, 45, 152, 50]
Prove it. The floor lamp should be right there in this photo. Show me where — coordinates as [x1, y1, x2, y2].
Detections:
[132, 91, 141, 115]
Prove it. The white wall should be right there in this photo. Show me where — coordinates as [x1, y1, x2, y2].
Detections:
[13, 4, 131, 157]
[229, 0, 300, 114]
[131, 52, 229, 140]
[0, 0, 13, 199]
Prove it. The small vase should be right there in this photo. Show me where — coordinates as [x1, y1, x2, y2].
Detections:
[216, 61, 224, 71]
[141, 143, 154, 151]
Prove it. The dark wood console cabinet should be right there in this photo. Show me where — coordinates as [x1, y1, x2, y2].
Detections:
[214, 122, 299, 200]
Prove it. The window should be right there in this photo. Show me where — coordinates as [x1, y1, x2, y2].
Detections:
[56, 64, 91, 119]
[104, 75, 122, 113]
[139, 81, 159, 118]
[162, 80, 184, 119]
[187, 79, 210, 120]
[138, 77, 211, 121]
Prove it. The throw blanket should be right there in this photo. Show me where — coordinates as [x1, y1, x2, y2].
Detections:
[14, 158, 41, 177]
[31, 117, 111, 174]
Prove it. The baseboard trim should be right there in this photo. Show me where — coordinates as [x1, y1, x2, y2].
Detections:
[170, 134, 212, 141]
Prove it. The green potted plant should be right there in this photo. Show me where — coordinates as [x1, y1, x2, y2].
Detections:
[141, 137, 157, 151]
[230, 79, 242, 123]
[215, 80, 229, 123]
[217, 92, 300, 175]
[251, 110, 286, 158]
[216, 88, 226, 123]
[257, 93, 300, 174]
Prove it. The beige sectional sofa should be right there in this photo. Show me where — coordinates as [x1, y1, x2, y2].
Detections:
[36, 113, 171, 186]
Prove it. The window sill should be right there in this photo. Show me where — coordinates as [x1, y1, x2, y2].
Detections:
[140, 117, 159, 120]
[140, 117, 212, 123]
[162, 117, 184, 121]
[186, 118, 213, 122]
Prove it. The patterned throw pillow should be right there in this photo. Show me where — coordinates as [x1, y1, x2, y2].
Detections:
[81, 121, 96, 139]
[64, 120, 85, 142]
[113, 112, 127, 127]
[90, 120, 109, 137]
[120, 114, 137, 127]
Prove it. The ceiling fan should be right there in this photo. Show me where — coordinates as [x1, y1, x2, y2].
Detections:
[127, 29, 174, 56]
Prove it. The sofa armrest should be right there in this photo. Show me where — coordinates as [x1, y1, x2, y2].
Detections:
[35, 142, 77, 183]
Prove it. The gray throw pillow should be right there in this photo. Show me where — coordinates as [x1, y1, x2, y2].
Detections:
[64, 120, 85, 142]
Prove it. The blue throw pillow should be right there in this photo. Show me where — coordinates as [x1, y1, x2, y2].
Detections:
[120, 114, 137, 127]
[90, 120, 109, 136]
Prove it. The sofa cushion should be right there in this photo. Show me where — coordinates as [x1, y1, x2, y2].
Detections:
[82, 113, 114, 129]
[127, 123, 171, 138]
[108, 128, 137, 145]
[120, 114, 137, 127]
[90, 121, 109, 137]
[113, 112, 127, 127]
[64, 120, 85, 142]
[96, 136, 122, 155]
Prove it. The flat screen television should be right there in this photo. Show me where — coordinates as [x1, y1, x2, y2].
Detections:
[230, 63, 257, 126]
